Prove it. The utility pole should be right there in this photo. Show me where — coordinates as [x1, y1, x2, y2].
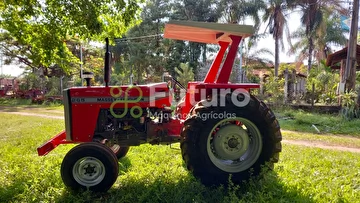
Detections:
[345, 0, 359, 92]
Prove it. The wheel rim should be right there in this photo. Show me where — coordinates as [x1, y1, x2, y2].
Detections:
[72, 157, 106, 187]
[207, 117, 263, 173]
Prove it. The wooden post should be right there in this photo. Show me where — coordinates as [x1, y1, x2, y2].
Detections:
[284, 68, 288, 104]
[338, 59, 346, 105]
[347, 59, 357, 92]
[259, 73, 264, 96]
[340, 59, 346, 92]
[311, 83, 315, 109]
[291, 69, 296, 100]
[294, 77, 298, 99]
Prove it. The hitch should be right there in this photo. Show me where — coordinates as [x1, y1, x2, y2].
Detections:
[37, 131, 73, 156]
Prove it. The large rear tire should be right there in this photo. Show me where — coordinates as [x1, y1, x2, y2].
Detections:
[61, 142, 119, 192]
[180, 96, 282, 185]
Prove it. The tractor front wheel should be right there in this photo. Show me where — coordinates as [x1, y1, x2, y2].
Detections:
[180, 96, 282, 185]
[61, 142, 119, 192]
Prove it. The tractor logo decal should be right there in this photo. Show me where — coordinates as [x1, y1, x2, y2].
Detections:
[70, 97, 147, 103]
[109, 86, 143, 119]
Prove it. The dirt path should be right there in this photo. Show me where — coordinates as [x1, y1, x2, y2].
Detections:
[1, 109, 360, 153]
[3, 111, 64, 120]
[282, 140, 360, 153]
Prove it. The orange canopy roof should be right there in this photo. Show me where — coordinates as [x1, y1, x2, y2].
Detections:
[164, 21, 254, 44]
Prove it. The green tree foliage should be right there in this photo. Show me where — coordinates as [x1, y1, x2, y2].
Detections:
[0, 0, 142, 73]
[278, 63, 307, 75]
[2, 0, 349, 94]
[220, 0, 266, 82]
[289, 13, 348, 67]
[17, 73, 72, 96]
[110, 0, 173, 84]
[220, 0, 265, 28]
[0, 74, 13, 78]
[175, 63, 194, 86]
[109, 0, 225, 84]
[340, 90, 359, 120]
[290, 0, 346, 74]
[306, 61, 339, 104]
[263, 74, 285, 104]
[171, 0, 223, 75]
[19, 73, 43, 90]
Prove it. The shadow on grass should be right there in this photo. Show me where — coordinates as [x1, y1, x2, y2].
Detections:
[56, 170, 314, 203]
[117, 157, 132, 174]
[0, 156, 133, 203]
[0, 176, 28, 203]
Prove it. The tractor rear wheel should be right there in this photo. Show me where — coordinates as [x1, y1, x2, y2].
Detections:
[61, 142, 119, 192]
[180, 96, 282, 185]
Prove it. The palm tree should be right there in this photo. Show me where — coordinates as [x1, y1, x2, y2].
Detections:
[289, 13, 348, 65]
[292, 0, 346, 74]
[220, 0, 266, 29]
[171, 0, 224, 76]
[262, 0, 294, 77]
[219, 0, 266, 82]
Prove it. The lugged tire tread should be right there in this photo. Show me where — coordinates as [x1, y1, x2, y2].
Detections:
[180, 95, 282, 185]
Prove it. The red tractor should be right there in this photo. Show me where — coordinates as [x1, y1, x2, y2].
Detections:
[37, 21, 282, 192]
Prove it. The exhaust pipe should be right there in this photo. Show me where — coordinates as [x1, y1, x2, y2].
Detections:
[104, 38, 110, 87]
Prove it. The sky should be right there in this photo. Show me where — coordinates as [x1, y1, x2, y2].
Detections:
[1, 64, 23, 77]
[254, 9, 359, 64]
[1, 5, 359, 77]
[255, 12, 301, 63]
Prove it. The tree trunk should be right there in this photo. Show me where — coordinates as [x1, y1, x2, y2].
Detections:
[273, 6, 280, 78]
[307, 37, 314, 76]
[346, 59, 357, 92]
[274, 35, 279, 77]
[202, 44, 207, 64]
[137, 69, 141, 84]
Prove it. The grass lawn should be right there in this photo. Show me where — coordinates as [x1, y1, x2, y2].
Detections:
[275, 109, 360, 136]
[0, 113, 359, 202]
[0, 98, 63, 110]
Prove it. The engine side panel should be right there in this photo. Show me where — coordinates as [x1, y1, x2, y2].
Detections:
[66, 83, 171, 142]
